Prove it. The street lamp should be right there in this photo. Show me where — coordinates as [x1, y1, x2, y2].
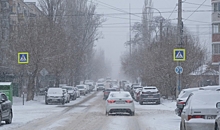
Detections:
[145, 6, 163, 41]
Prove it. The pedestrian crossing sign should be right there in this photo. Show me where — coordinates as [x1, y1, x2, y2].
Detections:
[173, 49, 186, 61]
[18, 52, 29, 64]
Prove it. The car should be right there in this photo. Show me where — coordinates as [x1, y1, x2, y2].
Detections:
[131, 86, 143, 99]
[103, 88, 117, 100]
[180, 90, 220, 130]
[130, 83, 141, 97]
[0, 92, 12, 125]
[74, 87, 80, 98]
[133, 87, 143, 102]
[139, 86, 160, 105]
[62, 86, 77, 100]
[199, 85, 220, 91]
[96, 83, 105, 91]
[76, 85, 87, 95]
[45, 88, 65, 105]
[105, 91, 135, 116]
[62, 89, 70, 103]
[215, 102, 220, 130]
[175, 87, 199, 117]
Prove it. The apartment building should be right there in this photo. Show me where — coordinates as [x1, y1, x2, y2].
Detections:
[212, 0, 220, 62]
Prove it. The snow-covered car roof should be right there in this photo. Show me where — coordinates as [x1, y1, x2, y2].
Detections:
[178, 87, 200, 99]
[189, 90, 220, 109]
[199, 85, 220, 91]
[142, 86, 158, 92]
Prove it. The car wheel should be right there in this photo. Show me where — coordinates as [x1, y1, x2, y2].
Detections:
[0, 112, 2, 126]
[215, 123, 219, 130]
[130, 111, 135, 116]
[5, 111, 12, 124]
[139, 101, 143, 105]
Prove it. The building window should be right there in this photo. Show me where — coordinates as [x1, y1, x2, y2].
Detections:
[213, 24, 220, 34]
[213, 44, 220, 54]
[213, 3, 220, 12]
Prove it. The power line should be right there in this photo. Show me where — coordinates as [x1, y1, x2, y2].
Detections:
[183, 1, 211, 7]
[167, 4, 177, 19]
[183, 18, 210, 24]
[92, 0, 142, 18]
[184, 0, 208, 21]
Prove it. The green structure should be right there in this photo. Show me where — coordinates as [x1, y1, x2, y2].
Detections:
[0, 82, 13, 102]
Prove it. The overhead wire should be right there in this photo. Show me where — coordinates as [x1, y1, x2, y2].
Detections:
[167, 4, 177, 19]
[184, 0, 208, 21]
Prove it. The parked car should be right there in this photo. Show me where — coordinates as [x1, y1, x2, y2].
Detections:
[180, 90, 220, 130]
[130, 83, 141, 97]
[139, 86, 160, 105]
[215, 102, 220, 130]
[131, 86, 143, 99]
[175, 87, 199, 117]
[0, 92, 12, 125]
[74, 87, 80, 98]
[62, 89, 70, 103]
[103, 88, 117, 100]
[85, 84, 90, 94]
[96, 83, 105, 91]
[45, 88, 65, 105]
[76, 85, 87, 95]
[62, 86, 77, 100]
[133, 87, 143, 102]
[105, 91, 135, 116]
[199, 85, 220, 91]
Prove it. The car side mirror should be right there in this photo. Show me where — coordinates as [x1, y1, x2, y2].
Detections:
[1, 99, 5, 103]
[216, 102, 220, 109]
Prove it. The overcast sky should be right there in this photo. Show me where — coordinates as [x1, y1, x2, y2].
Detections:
[25, 0, 212, 79]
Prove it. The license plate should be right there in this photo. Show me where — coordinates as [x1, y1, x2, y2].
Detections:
[148, 96, 153, 98]
[116, 101, 125, 104]
[205, 115, 216, 119]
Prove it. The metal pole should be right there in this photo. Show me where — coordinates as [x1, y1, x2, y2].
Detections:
[129, 4, 132, 56]
[219, 63, 220, 85]
[176, 0, 182, 98]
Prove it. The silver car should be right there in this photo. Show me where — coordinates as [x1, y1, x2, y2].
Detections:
[180, 90, 220, 130]
[105, 91, 135, 116]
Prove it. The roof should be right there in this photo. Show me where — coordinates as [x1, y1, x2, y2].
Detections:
[0, 82, 12, 85]
[189, 64, 219, 76]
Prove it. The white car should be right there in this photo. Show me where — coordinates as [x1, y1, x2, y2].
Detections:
[74, 87, 80, 98]
[180, 90, 220, 130]
[176, 87, 200, 116]
[96, 83, 105, 91]
[76, 85, 87, 95]
[45, 88, 65, 105]
[199, 85, 220, 91]
[62, 89, 70, 103]
[105, 91, 135, 116]
[214, 102, 220, 130]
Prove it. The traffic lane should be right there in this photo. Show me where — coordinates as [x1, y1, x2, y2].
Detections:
[134, 100, 180, 130]
[11, 92, 97, 130]
[50, 91, 147, 130]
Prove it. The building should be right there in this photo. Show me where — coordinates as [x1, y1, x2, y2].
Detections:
[9, 0, 42, 31]
[212, 0, 220, 62]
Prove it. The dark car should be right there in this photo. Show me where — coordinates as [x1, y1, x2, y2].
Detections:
[103, 88, 116, 100]
[0, 92, 13, 125]
[139, 86, 160, 105]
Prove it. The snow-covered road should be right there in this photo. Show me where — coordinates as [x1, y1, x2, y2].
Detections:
[1, 91, 181, 130]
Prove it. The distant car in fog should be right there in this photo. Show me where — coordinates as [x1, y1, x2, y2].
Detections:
[103, 88, 117, 100]
[139, 86, 160, 105]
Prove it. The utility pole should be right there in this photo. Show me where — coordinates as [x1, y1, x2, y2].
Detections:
[176, 0, 183, 98]
[129, 3, 132, 56]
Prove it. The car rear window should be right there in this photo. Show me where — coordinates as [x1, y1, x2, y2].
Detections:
[144, 87, 156, 90]
[106, 89, 116, 91]
[110, 93, 130, 98]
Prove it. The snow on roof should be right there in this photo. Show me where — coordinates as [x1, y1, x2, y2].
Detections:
[189, 64, 219, 76]
[0, 82, 12, 85]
